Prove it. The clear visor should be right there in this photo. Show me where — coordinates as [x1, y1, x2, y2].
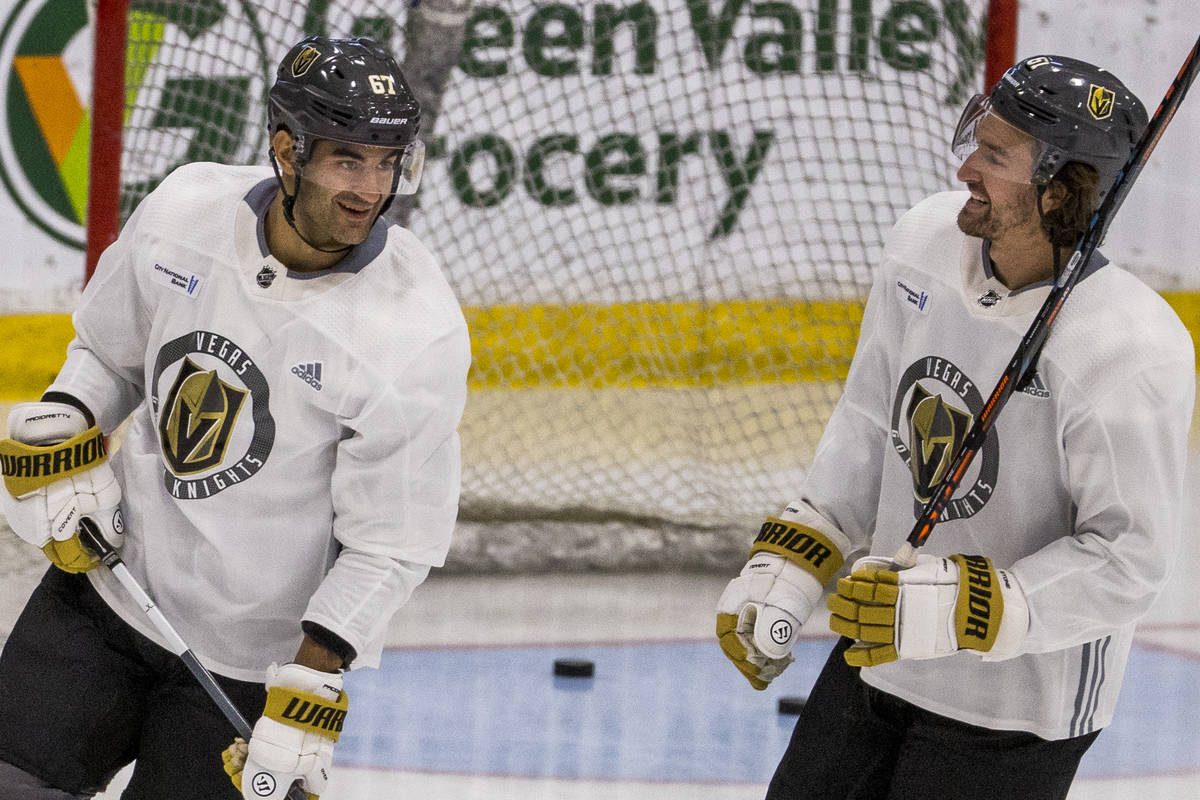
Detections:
[293, 138, 425, 197]
[951, 94, 1052, 185]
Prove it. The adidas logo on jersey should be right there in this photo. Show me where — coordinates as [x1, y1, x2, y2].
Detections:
[292, 362, 323, 391]
[1017, 369, 1050, 398]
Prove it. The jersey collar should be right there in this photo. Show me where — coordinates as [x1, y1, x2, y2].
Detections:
[980, 239, 1109, 294]
[242, 178, 390, 277]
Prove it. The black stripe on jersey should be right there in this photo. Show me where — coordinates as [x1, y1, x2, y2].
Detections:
[1071, 636, 1111, 736]
[1071, 643, 1091, 736]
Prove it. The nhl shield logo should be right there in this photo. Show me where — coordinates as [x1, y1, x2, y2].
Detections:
[291, 45, 321, 78]
[1088, 84, 1115, 120]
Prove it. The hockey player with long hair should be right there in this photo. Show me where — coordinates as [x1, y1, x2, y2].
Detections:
[0, 35, 468, 799]
[716, 55, 1194, 798]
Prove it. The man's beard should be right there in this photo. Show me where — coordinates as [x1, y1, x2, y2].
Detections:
[956, 187, 1037, 241]
[294, 195, 376, 251]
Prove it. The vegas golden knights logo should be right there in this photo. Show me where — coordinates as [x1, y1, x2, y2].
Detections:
[906, 383, 973, 503]
[158, 357, 248, 475]
[1088, 84, 1115, 120]
[891, 357, 997, 521]
[291, 45, 320, 78]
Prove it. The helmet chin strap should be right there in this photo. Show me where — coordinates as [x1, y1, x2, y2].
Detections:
[1011, 184, 1061, 395]
[269, 147, 354, 256]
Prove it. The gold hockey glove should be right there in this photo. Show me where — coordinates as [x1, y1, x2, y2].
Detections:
[828, 554, 1028, 667]
[224, 663, 346, 800]
[717, 504, 848, 689]
[0, 402, 124, 573]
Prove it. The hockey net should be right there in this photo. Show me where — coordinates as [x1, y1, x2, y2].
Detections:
[73, 0, 1011, 572]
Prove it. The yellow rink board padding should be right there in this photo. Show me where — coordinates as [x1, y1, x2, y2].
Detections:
[3, 292, 1199, 400]
[468, 300, 862, 388]
[0, 314, 75, 400]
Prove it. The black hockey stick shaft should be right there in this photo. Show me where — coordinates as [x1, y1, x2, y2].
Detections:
[78, 519, 309, 800]
[894, 34, 1200, 569]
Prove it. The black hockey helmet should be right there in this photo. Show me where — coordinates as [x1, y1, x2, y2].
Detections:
[269, 35, 421, 156]
[266, 36, 424, 252]
[953, 55, 1147, 205]
[268, 35, 423, 196]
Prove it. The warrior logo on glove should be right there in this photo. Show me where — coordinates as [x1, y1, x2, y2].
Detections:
[251, 772, 277, 796]
[0, 426, 107, 496]
[770, 618, 793, 647]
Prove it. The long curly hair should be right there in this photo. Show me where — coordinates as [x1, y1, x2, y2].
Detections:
[1040, 162, 1101, 247]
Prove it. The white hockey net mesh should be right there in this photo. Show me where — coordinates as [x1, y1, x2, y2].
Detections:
[99, 0, 994, 571]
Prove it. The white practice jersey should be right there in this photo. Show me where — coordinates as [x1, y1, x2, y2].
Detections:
[48, 163, 470, 681]
[794, 191, 1194, 739]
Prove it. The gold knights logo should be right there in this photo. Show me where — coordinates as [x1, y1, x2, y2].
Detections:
[151, 331, 275, 500]
[906, 384, 973, 504]
[1088, 84, 1115, 120]
[291, 45, 321, 78]
[159, 357, 247, 475]
[890, 357, 999, 521]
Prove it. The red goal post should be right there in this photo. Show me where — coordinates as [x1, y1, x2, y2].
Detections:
[84, 0, 130, 281]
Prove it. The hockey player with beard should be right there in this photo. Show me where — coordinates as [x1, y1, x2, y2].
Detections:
[0, 35, 469, 799]
[716, 55, 1193, 798]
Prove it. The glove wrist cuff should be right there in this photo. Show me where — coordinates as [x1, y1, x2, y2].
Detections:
[751, 515, 844, 585]
[947, 555, 1029, 660]
[980, 567, 1029, 661]
[263, 684, 348, 742]
[1, 424, 108, 498]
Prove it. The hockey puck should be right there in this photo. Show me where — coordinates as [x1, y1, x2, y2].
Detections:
[553, 658, 595, 678]
[777, 695, 807, 715]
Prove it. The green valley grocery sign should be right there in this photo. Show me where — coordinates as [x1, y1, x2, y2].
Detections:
[1, 0, 985, 250]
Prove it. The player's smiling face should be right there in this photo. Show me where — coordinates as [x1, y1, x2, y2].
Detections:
[954, 113, 1043, 246]
[292, 140, 400, 249]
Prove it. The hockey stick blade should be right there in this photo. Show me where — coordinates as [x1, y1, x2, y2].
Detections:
[895, 35, 1200, 569]
[78, 518, 310, 800]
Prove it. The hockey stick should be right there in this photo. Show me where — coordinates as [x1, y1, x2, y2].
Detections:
[893, 35, 1200, 569]
[77, 518, 309, 800]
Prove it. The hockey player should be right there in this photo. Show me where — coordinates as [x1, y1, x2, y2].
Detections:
[0, 35, 469, 799]
[716, 55, 1194, 798]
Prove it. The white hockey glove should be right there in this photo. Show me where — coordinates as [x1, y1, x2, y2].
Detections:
[717, 505, 848, 689]
[828, 553, 1029, 667]
[223, 663, 347, 800]
[0, 401, 124, 573]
